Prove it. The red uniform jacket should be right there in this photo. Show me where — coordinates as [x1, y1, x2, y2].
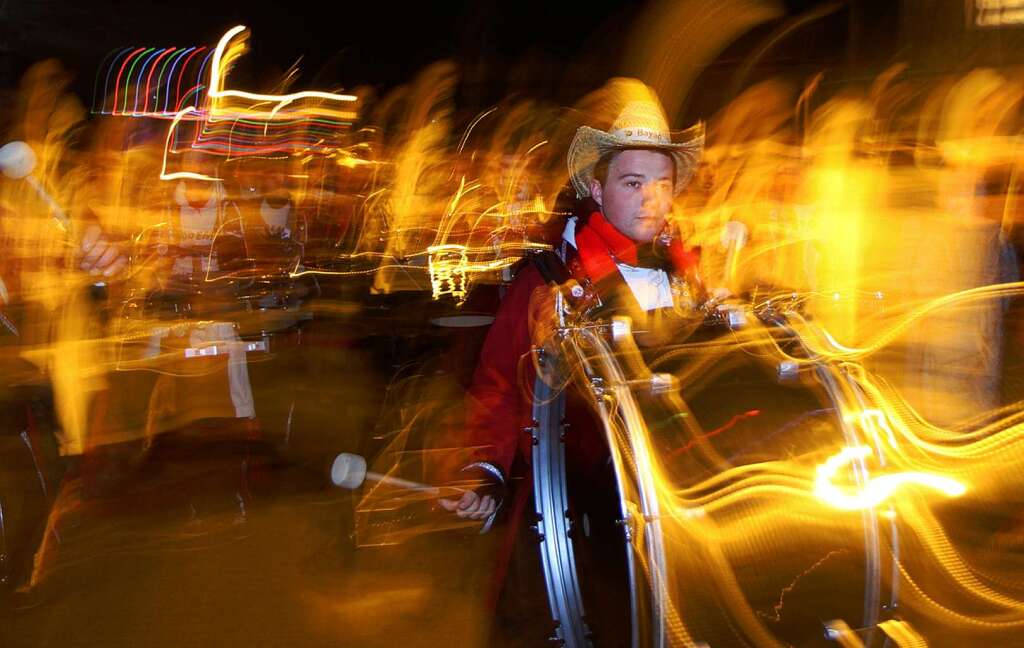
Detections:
[462, 259, 610, 480]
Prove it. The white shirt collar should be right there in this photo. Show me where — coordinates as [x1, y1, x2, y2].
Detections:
[562, 216, 578, 248]
[562, 215, 672, 311]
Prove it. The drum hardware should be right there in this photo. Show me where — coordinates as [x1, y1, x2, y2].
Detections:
[792, 359, 897, 648]
[623, 374, 678, 395]
[587, 369, 678, 398]
[777, 360, 801, 382]
[0, 309, 19, 336]
[724, 306, 748, 329]
[823, 623, 845, 642]
[530, 367, 593, 648]
[649, 373, 677, 394]
[546, 324, 670, 647]
[552, 322, 618, 343]
[555, 291, 568, 330]
[698, 301, 748, 330]
[183, 335, 269, 359]
[824, 618, 886, 643]
[548, 277, 601, 333]
[610, 317, 631, 342]
[565, 279, 601, 316]
[614, 517, 633, 542]
[118, 320, 274, 366]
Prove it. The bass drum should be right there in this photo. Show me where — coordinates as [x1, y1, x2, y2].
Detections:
[532, 314, 894, 647]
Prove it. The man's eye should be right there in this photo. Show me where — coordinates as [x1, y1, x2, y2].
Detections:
[626, 181, 641, 189]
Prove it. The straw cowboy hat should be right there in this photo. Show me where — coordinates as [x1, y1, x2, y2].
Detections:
[567, 99, 704, 198]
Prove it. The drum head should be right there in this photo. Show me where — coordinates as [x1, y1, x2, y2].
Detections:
[532, 316, 894, 647]
[636, 323, 889, 647]
[563, 458, 633, 647]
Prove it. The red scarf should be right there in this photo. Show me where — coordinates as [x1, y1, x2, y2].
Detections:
[574, 211, 638, 283]
[574, 211, 700, 284]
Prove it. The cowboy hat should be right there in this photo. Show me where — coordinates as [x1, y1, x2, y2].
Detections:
[567, 99, 704, 198]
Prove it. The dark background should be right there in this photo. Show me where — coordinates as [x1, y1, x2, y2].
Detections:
[0, 1, 1020, 126]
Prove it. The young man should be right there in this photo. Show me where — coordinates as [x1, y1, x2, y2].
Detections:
[441, 85, 704, 526]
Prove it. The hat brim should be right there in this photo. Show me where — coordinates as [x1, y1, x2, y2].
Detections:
[567, 124, 704, 198]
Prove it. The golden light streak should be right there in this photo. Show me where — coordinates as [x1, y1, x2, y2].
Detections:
[207, 26, 357, 111]
[877, 620, 928, 648]
[161, 25, 360, 179]
[814, 445, 966, 511]
[159, 106, 221, 182]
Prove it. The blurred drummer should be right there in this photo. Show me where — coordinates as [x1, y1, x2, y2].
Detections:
[154, 151, 246, 287]
[168, 179, 242, 280]
[229, 157, 304, 275]
[233, 158, 295, 238]
[441, 80, 704, 527]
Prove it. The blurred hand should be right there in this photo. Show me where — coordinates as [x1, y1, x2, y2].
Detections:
[438, 489, 497, 521]
[79, 224, 127, 277]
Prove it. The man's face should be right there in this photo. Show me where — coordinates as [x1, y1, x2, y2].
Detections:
[590, 149, 674, 243]
[180, 178, 216, 208]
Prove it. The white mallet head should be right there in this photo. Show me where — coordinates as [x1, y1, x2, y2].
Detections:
[331, 452, 368, 489]
[0, 141, 37, 180]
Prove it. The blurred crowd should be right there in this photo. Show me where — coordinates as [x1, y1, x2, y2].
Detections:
[2, 26, 1024, 644]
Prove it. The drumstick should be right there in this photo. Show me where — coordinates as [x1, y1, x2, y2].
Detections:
[0, 141, 69, 231]
[331, 452, 443, 496]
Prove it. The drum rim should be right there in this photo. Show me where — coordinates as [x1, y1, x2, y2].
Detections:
[531, 348, 654, 648]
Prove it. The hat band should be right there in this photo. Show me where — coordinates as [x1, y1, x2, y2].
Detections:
[609, 127, 671, 145]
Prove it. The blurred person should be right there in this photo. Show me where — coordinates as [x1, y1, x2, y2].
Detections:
[82, 151, 258, 481]
[440, 81, 704, 528]
[0, 61, 129, 596]
[0, 59, 131, 459]
[229, 156, 305, 273]
[0, 210, 127, 594]
[158, 174, 246, 286]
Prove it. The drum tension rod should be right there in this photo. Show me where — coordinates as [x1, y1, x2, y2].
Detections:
[614, 517, 633, 542]
[624, 374, 678, 394]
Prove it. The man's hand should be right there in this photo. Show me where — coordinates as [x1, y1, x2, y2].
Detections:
[438, 489, 498, 520]
[79, 224, 127, 277]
